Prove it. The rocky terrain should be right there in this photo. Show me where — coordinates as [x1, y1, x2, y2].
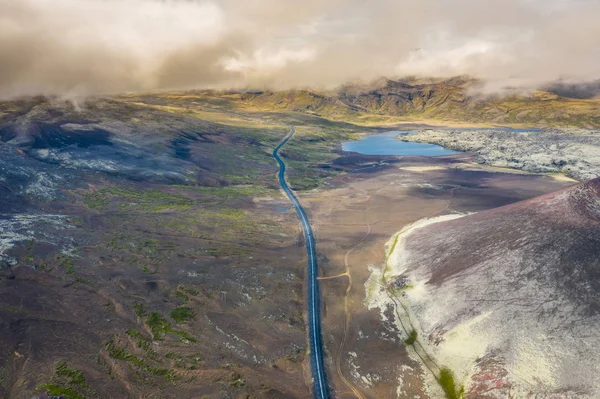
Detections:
[1, 87, 598, 398]
[367, 178, 600, 398]
[0, 95, 372, 398]
[400, 128, 600, 181]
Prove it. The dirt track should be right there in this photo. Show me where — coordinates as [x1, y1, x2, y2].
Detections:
[301, 152, 575, 398]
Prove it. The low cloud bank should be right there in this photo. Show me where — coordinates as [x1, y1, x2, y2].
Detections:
[1, 0, 599, 98]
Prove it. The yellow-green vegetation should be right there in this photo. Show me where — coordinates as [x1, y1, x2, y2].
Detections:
[404, 329, 418, 345]
[125, 329, 147, 340]
[186, 184, 276, 200]
[125, 329, 156, 353]
[38, 361, 91, 399]
[288, 173, 326, 191]
[126, 100, 282, 131]
[382, 232, 402, 277]
[175, 289, 190, 302]
[176, 285, 199, 300]
[95, 183, 286, 262]
[179, 286, 199, 296]
[82, 192, 109, 209]
[133, 302, 147, 318]
[58, 256, 75, 276]
[164, 206, 287, 247]
[84, 187, 193, 212]
[165, 352, 204, 370]
[147, 312, 197, 342]
[174, 285, 201, 302]
[229, 371, 246, 388]
[38, 385, 84, 399]
[170, 306, 194, 323]
[106, 233, 178, 274]
[54, 361, 86, 386]
[147, 312, 171, 339]
[396, 283, 414, 293]
[106, 339, 179, 382]
[381, 231, 465, 399]
[281, 124, 362, 190]
[234, 83, 600, 128]
[439, 368, 464, 399]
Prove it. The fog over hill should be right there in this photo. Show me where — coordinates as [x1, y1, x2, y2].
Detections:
[240, 77, 600, 128]
[1, 0, 600, 98]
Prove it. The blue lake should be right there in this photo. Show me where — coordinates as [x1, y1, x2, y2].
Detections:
[342, 131, 457, 156]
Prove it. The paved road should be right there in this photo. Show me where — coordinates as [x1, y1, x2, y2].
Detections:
[273, 127, 329, 398]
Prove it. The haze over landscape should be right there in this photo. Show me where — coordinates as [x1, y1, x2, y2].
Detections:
[0, 1, 599, 399]
[2, 0, 600, 97]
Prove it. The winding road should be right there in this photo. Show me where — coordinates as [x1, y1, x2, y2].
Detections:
[273, 127, 329, 398]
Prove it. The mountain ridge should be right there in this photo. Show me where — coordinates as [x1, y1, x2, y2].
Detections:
[238, 77, 600, 127]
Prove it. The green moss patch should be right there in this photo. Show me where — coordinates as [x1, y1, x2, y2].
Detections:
[147, 312, 197, 342]
[84, 187, 193, 212]
[170, 306, 194, 323]
[404, 329, 418, 346]
[106, 339, 179, 382]
[439, 368, 464, 399]
[37, 361, 90, 399]
[38, 385, 84, 399]
[58, 256, 75, 276]
[147, 312, 171, 339]
[133, 302, 147, 318]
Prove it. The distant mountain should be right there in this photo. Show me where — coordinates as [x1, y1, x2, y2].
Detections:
[382, 178, 600, 397]
[239, 77, 600, 127]
[545, 80, 600, 100]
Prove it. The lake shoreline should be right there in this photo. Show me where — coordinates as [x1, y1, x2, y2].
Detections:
[341, 130, 458, 157]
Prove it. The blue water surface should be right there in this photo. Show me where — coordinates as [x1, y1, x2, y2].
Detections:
[342, 130, 457, 156]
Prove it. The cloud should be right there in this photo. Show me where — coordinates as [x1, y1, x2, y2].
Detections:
[1, 0, 599, 98]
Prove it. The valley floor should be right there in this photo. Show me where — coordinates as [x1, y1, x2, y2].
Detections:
[300, 150, 575, 398]
[0, 94, 589, 398]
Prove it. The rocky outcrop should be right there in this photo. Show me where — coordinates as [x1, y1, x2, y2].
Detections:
[401, 128, 600, 180]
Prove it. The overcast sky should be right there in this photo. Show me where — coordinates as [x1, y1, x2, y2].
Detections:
[1, 0, 599, 98]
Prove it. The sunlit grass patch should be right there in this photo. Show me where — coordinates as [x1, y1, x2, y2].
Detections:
[170, 306, 194, 323]
[37, 361, 90, 399]
[439, 367, 464, 399]
[147, 312, 171, 339]
[147, 312, 197, 342]
[106, 339, 179, 381]
[84, 187, 194, 212]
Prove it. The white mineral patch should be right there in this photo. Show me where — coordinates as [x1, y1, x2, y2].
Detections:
[511, 336, 557, 389]
[24, 173, 63, 200]
[367, 211, 600, 398]
[384, 214, 466, 278]
[404, 129, 600, 180]
[346, 351, 374, 387]
[0, 214, 72, 263]
[399, 166, 447, 172]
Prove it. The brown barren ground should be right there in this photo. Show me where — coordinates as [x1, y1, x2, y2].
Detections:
[300, 152, 575, 398]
